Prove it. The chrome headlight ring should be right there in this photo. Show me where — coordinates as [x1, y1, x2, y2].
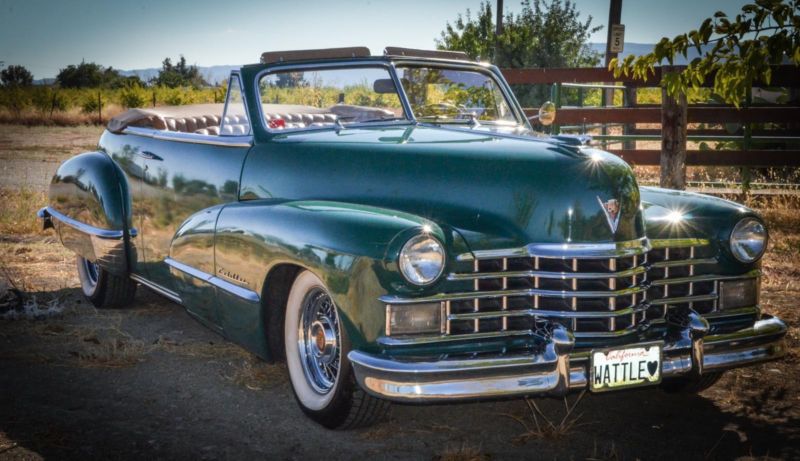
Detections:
[399, 233, 446, 286]
[729, 217, 768, 263]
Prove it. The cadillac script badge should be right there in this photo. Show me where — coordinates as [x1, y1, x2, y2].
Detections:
[597, 196, 621, 234]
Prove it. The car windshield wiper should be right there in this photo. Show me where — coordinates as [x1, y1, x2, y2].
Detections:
[351, 117, 408, 124]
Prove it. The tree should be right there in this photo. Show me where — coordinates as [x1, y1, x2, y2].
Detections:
[1, 64, 33, 87]
[153, 56, 208, 88]
[56, 61, 139, 88]
[610, 0, 800, 106]
[436, 0, 601, 106]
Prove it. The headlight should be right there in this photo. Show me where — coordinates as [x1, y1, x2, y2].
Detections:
[730, 218, 767, 263]
[399, 234, 445, 285]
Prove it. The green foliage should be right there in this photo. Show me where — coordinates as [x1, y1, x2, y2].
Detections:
[436, 0, 601, 106]
[56, 61, 142, 89]
[1, 65, 34, 87]
[153, 56, 208, 89]
[119, 85, 147, 108]
[29, 87, 69, 116]
[610, 0, 800, 106]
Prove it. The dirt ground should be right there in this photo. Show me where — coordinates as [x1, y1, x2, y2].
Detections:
[1, 125, 798, 460]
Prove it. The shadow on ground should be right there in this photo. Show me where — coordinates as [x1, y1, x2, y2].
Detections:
[1, 287, 798, 460]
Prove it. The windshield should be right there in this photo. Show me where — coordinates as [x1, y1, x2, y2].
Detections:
[396, 66, 519, 126]
[258, 66, 406, 130]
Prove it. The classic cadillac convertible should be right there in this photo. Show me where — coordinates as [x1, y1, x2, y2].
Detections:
[39, 47, 787, 429]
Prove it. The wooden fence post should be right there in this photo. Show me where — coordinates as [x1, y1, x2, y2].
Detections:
[660, 71, 688, 189]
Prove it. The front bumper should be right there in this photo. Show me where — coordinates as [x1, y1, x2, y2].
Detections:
[348, 313, 787, 402]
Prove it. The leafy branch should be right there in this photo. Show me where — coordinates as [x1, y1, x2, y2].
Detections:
[609, 0, 799, 106]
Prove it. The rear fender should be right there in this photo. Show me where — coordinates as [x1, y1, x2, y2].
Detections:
[46, 151, 133, 274]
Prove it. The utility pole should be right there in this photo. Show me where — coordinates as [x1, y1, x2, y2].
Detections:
[604, 0, 623, 106]
[495, 0, 504, 62]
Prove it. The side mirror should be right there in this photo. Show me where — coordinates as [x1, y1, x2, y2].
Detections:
[536, 101, 557, 126]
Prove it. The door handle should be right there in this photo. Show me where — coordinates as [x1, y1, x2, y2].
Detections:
[139, 150, 163, 161]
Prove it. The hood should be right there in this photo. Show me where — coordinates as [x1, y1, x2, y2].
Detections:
[241, 125, 645, 252]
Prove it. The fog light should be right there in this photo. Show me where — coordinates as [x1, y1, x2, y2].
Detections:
[719, 278, 759, 310]
[386, 303, 442, 335]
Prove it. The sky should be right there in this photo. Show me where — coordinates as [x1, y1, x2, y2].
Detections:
[0, 0, 748, 79]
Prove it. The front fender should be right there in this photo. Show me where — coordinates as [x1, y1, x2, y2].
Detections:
[47, 151, 132, 273]
[213, 199, 462, 352]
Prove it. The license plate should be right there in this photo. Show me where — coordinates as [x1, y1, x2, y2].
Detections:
[589, 342, 662, 392]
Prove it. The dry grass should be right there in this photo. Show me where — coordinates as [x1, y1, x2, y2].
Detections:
[0, 106, 124, 127]
[223, 357, 287, 391]
[501, 391, 588, 445]
[0, 189, 47, 236]
[433, 443, 490, 461]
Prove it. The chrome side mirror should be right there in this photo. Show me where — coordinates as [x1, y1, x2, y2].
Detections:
[528, 101, 557, 126]
[537, 101, 556, 126]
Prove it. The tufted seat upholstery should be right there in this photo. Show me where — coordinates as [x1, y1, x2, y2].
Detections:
[263, 112, 338, 130]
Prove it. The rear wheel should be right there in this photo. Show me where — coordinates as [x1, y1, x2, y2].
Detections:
[661, 372, 724, 393]
[284, 270, 389, 429]
[76, 256, 137, 308]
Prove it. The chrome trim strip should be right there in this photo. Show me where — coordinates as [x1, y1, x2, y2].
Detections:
[380, 283, 648, 305]
[650, 238, 710, 249]
[130, 274, 181, 304]
[164, 257, 260, 303]
[650, 270, 761, 286]
[122, 127, 252, 148]
[378, 329, 534, 346]
[456, 238, 650, 262]
[650, 257, 717, 268]
[649, 294, 718, 305]
[46, 206, 137, 239]
[448, 265, 646, 282]
[447, 303, 647, 321]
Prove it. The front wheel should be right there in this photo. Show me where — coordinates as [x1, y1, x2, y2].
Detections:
[284, 270, 389, 429]
[76, 256, 137, 308]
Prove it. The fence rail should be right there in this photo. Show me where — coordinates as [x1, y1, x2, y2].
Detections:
[501, 65, 800, 184]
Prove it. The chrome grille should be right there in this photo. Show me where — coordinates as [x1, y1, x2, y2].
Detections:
[646, 239, 719, 316]
[443, 238, 717, 339]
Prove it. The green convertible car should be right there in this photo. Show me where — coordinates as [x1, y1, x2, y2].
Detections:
[39, 47, 787, 429]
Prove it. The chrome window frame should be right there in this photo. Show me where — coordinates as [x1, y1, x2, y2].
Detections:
[220, 71, 252, 137]
[253, 61, 413, 135]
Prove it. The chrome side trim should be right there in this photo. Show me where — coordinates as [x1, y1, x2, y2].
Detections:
[447, 264, 647, 282]
[456, 237, 650, 262]
[46, 206, 137, 239]
[130, 274, 182, 304]
[164, 257, 260, 303]
[122, 127, 252, 148]
[380, 283, 648, 305]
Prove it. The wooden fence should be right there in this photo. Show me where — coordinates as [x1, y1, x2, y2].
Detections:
[500, 65, 800, 188]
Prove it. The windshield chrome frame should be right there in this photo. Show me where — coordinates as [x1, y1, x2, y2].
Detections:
[252, 57, 533, 135]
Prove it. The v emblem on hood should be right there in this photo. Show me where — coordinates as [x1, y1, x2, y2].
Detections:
[597, 196, 621, 234]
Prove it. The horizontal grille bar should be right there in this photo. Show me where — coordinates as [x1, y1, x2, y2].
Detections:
[380, 283, 648, 304]
[448, 304, 648, 321]
[447, 265, 647, 282]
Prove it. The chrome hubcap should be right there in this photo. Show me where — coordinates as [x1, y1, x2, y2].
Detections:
[298, 288, 340, 394]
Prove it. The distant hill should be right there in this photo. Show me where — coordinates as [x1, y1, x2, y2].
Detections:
[118, 65, 239, 85]
[30, 43, 709, 86]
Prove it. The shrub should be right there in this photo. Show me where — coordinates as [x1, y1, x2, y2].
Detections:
[120, 86, 147, 108]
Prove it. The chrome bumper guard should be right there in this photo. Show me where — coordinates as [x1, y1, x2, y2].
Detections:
[349, 312, 787, 403]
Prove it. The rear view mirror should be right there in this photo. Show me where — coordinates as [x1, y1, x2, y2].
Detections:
[373, 78, 406, 94]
